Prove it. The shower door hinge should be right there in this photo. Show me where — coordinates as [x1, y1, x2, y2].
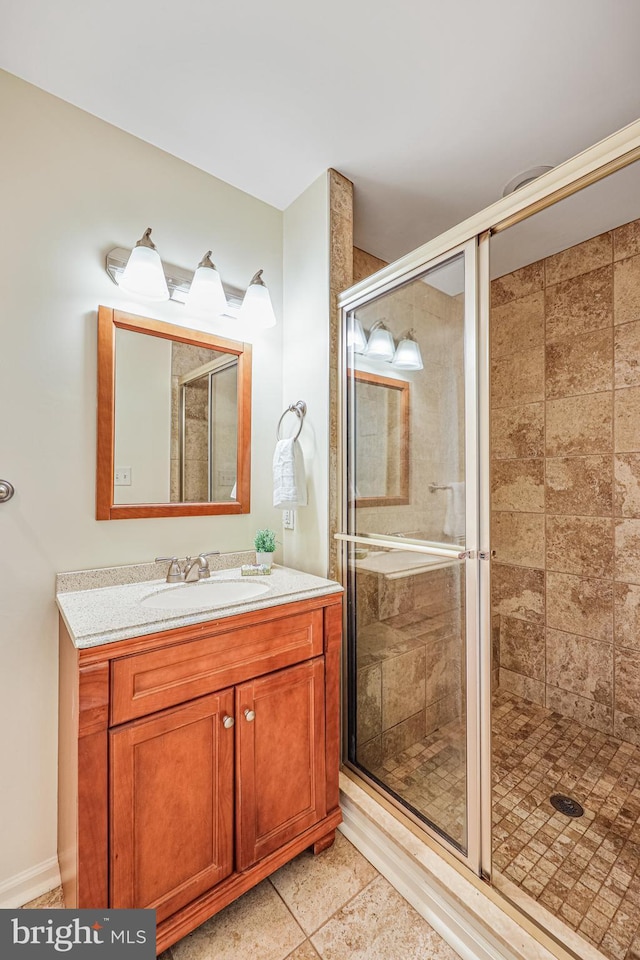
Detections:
[478, 550, 495, 560]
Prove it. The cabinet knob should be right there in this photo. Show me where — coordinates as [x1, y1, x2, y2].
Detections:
[222, 715, 235, 729]
[244, 708, 256, 722]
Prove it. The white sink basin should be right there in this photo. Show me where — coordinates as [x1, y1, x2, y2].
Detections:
[140, 579, 271, 610]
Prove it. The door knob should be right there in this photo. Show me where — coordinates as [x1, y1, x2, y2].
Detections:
[222, 715, 235, 729]
[244, 708, 256, 722]
[0, 480, 15, 503]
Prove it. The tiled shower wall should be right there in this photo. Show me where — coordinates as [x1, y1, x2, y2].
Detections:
[491, 218, 640, 745]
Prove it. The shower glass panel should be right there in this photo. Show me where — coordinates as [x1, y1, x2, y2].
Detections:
[344, 243, 480, 864]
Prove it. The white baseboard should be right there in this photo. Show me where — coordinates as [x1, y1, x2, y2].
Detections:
[339, 775, 563, 960]
[0, 857, 61, 909]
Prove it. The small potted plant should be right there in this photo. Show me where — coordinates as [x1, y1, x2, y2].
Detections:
[254, 528, 277, 569]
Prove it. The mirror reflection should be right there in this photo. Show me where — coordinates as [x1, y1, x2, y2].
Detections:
[114, 331, 238, 505]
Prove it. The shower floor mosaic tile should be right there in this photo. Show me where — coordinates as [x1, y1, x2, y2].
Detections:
[492, 690, 640, 960]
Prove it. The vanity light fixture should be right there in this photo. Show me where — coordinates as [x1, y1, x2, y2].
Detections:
[237, 270, 277, 329]
[347, 315, 367, 354]
[185, 251, 228, 319]
[392, 330, 424, 371]
[363, 320, 395, 361]
[117, 228, 169, 301]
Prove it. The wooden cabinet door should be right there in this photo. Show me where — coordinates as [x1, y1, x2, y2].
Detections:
[236, 659, 326, 870]
[110, 689, 234, 922]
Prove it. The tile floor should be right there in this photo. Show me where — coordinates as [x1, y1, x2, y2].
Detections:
[368, 688, 640, 960]
[23, 833, 461, 960]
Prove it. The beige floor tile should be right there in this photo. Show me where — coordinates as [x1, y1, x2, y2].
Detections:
[285, 943, 321, 960]
[21, 886, 65, 908]
[270, 832, 377, 936]
[310, 875, 460, 959]
[171, 880, 304, 960]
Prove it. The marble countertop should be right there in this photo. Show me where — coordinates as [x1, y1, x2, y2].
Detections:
[57, 565, 343, 649]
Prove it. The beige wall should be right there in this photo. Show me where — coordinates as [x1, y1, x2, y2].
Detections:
[491, 221, 640, 745]
[0, 70, 286, 901]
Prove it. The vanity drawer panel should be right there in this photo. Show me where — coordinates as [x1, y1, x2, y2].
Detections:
[110, 609, 323, 725]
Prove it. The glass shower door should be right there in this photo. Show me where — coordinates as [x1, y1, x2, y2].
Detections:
[340, 239, 481, 869]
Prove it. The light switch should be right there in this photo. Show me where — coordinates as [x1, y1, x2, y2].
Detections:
[114, 466, 132, 486]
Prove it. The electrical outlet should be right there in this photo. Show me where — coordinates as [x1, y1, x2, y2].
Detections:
[114, 466, 132, 486]
[282, 509, 295, 530]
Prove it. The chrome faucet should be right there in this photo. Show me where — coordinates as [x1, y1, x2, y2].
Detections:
[156, 552, 220, 583]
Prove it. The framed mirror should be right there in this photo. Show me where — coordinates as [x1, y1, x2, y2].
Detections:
[96, 306, 252, 519]
[350, 369, 409, 507]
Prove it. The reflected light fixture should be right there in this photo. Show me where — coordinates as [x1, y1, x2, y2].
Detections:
[185, 251, 228, 319]
[238, 269, 277, 328]
[364, 320, 395, 361]
[117, 228, 169, 301]
[392, 331, 424, 370]
[347, 315, 367, 354]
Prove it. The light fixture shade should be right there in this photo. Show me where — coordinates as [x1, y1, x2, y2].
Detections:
[186, 251, 228, 319]
[238, 269, 276, 328]
[118, 228, 169, 301]
[347, 316, 367, 354]
[364, 321, 395, 361]
[392, 334, 423, 370]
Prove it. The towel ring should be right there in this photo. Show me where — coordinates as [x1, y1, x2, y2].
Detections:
[276, 400, 307, 441]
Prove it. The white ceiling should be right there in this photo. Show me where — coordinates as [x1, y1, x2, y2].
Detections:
[2, 0, 640, 264]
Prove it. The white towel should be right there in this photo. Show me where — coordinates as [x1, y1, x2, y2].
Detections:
[443, 481, 465, 540]
[273, 438, 307, 508]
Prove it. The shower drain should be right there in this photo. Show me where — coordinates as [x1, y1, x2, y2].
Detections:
[550, 794, 584, 818]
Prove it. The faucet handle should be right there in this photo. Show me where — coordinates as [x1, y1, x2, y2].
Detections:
[155, 557, 184, 583]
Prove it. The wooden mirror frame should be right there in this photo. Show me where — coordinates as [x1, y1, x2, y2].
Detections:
[96, 306, 252, 519]
[351, 369, 410, 508]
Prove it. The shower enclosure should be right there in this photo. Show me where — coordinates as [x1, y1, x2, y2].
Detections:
[339, 239, 490, 873]
[338, 125, 640, 960]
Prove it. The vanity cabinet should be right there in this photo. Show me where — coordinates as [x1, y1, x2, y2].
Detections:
[58, 593, 342, 954]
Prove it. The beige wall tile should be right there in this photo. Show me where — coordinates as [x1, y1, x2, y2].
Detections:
[546, 629, 613, 704]
[614, 711, 640, 746]
[425, 637, 461, 705]
[499, 668, 545, 706]
[381, 648, 425, 729]
[545, 328, 613, 399]
[491, 460, 544, 512]
[615, 453, 640, 516]
[379, 576, 414, 620]
[545, 456, 613, 516]
[546, 393, 612, 456]
[614, 518, 640, 584]
[270, 832, 377, 937]
[614, 582, 640, 650]
[492, 349, 544, 409]
[357, 736, 382, 769]
[614, 386, 640, 451]
[491, 403, 544, 460]
[614, 254, 640, 324]
[614, 319, 640, 387]
[491, 563, 545, 623]
[545, 516, 614, 579]
[492, 513, 545, 568]
[381, 710, 426, 760]
[545, 265, 613, 342]
[491, 291, 544, 358]
[491, 261, 544, 308]
[499, 617, 545, 680]
[546, 572, 613, 643]
[545, 232, 612, 287]
[545, 686, 613, 735]
[614, 648, 640, 718]
[357, 663, 381, 745]
[425, 693, 460, 735]
[614, 219, 640, 262]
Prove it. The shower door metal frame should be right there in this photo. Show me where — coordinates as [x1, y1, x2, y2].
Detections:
[337, 236, 491, 877]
